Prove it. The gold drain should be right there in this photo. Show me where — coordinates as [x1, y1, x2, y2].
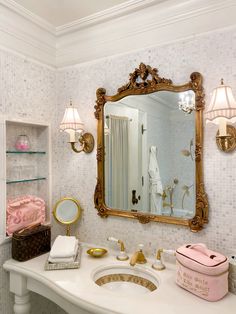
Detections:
[95, 273, 157, 292]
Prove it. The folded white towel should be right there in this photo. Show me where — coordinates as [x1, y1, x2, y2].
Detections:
[48, 256, 75, 263]
[49, 235, 78, 259]
[49, 242, 78, 263]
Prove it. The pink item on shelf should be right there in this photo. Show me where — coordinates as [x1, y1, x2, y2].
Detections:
[6, 195, 46, 236]
[176, 243, 229, 301]
[15, 135, 30, 151]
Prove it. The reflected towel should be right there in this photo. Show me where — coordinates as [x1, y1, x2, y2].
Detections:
[148, 146, 163, 194]
[49, 235, 78, 258]
[148, 146, 163, 213]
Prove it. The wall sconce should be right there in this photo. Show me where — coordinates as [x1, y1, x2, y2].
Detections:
[205, 79, 236, 152]
[60, 100, 94, 153]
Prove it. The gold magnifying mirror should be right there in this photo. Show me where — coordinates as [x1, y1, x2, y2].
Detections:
[53, 197, 81, 236]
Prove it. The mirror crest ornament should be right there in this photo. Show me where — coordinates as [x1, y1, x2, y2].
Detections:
[94, 63, 208, 232]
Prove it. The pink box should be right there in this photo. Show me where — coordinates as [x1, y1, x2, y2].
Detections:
[176, 243, 229, 301]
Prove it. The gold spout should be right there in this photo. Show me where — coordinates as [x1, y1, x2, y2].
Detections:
[130, 247, 147, 266]
[130, 252, 139, 266]
[156, 248, 163, 260]
[118, 239, 125, 252]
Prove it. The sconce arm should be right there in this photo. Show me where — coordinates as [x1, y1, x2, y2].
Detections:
[70, 132, 94, 154]
[216, 125, 236, 152]
[70, 141, 85, 153]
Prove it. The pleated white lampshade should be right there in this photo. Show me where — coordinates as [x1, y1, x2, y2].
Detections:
[205, 79, 236, 136]
[60, 101, 84, 142]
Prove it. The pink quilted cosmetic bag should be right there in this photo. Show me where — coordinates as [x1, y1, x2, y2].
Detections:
[176, 243, 229, 301]
[7, 195, 46, 236]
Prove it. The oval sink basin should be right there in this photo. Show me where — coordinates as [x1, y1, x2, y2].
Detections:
[92, 265, 159, 295]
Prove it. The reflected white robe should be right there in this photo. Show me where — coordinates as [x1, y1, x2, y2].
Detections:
[148, 146, 163, 214]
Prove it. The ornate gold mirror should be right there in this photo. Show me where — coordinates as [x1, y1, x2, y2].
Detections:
[53, 197, 81, 236]
[94, 63, 208, 232]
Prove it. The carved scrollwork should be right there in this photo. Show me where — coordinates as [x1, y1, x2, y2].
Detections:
[196, 183, 209, 223]
[94, 88, 106, 120]
[132, 213, 155, 224]
[189, 184, 209, 231]
[97, 145, 103, 161]
[94, 179, 102, 207]
[195, 144, 202, 162]
[189, 215, 203, 232]
[97, 206, 109, 218]
[118, 63, 172, 93]
[190, 72, 205, 111]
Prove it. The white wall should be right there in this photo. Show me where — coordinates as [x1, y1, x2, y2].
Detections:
[0, 50, 66, 314]
[1, 21, 236, 314]
[56, 25, 236, 258]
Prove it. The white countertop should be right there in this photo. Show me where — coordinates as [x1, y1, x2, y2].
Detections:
[3, 243, 236, 314]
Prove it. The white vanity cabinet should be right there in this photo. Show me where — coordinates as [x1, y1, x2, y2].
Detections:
[0, 117, 51, 244]
[3, 244, 236, 314]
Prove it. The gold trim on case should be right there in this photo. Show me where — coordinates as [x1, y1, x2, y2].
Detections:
[94, 63, 208, 232]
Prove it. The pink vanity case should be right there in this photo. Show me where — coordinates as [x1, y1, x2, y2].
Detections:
[176, 243, 229, 301]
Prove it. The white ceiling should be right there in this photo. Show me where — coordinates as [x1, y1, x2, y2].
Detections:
[14, 0, 134, 26]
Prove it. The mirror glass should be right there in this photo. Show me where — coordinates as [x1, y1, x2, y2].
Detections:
[53, 198, 81, 235]
[55, 199, 80, 223]
[104, 90, 195, 219]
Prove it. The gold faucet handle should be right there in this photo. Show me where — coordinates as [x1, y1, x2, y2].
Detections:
[107, 237, 129, 261]
[152, 248, 176, 271]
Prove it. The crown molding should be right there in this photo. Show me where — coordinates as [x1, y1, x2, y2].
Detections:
[0, 0, 160, 35]
[0, 0, 236, 67]
[56, 0, 163, 35]
[0, 1, 56, 66]
[0, 0, 55, 33]
[56, 0, 236, 67]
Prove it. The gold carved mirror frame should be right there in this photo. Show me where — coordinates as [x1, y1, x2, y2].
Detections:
[94, 63, 208, 232]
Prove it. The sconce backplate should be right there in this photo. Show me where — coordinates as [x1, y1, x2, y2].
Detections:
[216, 125, 236, 152]
[80, 132, 95, 153]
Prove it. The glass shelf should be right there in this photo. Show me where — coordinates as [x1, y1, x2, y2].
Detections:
[6, 151, 46, 154]
[6, 177, 46, 184]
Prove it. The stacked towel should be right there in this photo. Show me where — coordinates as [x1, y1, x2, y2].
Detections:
[49, 235, 78, 263]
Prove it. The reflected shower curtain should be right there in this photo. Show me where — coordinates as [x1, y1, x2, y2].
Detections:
[107, 115, 129, 210]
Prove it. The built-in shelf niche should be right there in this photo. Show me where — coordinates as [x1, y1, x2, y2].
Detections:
[0, 118, 51, 244]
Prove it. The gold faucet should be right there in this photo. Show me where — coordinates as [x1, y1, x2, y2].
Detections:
[152, 248, 176, 270]
[107, 237, 129, 261]
[130, 244, 147, 266]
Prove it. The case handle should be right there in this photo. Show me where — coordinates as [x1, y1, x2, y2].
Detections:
[187, 243, 221, 261]
[18, 223, 41, 234]
[187, 243, 209, 255]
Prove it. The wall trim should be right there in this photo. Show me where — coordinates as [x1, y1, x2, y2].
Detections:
[0, 0, 236, 67]
[56, 0, 236, 67]
[0, 0, 55, 33]
[56, 0, 162, 35]
[0, 1, 56, 66]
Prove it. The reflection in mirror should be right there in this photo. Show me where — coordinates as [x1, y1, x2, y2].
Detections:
[104, 91, 195, 219]
[53, 198, 81, 236]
